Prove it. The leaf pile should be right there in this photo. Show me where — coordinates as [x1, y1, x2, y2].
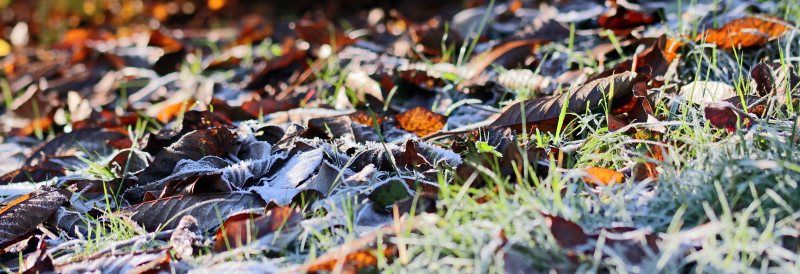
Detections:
[0, 0, 798, 272]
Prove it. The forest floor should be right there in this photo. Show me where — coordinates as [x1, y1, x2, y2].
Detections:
[0, 0, 799, 273]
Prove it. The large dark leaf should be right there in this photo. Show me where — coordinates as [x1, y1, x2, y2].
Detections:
[0, 188, 66, 250]
[126, 128, 235, 203]
[543, 213, 660, 264]
[491, 71, 645, 131]
[124, 193, 266, 232]
[24, 127, 130, 166]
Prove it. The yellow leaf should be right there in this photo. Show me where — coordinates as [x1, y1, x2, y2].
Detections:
[0, 39, 10, 57]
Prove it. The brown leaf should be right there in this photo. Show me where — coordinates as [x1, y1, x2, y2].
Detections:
[543, 213, 660, 263]
[148, 29, 184, 53]
[751, 62, 775, 96]
[243, 38, 308, 90]
[704, 101, 753, 132]
[467, 40, 540, 78]
[24, 127, 130, 166]
[598, 5, 657, 33]
[0, 188, 66, 250]
[589, 36, 672, 84]
[543, 214, 589, 249]
[213, 206, 302, 252]
[131, 127, 235, 201]
[697, 16, 789, 49]
[491, 71, 645, 132]
[0, 160, 65, 185]
[395, 107, 446, 137]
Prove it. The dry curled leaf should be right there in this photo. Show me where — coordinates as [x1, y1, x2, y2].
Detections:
[704, 101, 753, 132]
[466, 40, 540, 78]
[395, 107, 447, 137]
[213, 206, 302, 252]
[301, 227, 399, 273]
[698, 16, 789, 49]
[491, 71, 645, 132]
[582, 167, 624, 185]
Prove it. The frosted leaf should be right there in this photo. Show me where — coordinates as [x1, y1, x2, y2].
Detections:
[249, 147, 324, 205]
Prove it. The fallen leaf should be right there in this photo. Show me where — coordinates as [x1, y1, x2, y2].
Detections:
[300, 225, 399, 273]
[664, 38, 683, 64]
[0, 188, 66, 250]
[213, 206, 302, 252]
[395, 107, 446, 137]
[130, 127, 236, 202]
[598, 5, 657, 33]
[349, 111, 385, 127]
[751, 62, 775, 96]
[466, 40, 540, 78]
[698, 16, 789, 49]
[491, 71, 646, 132]
[543, 214, 589, 249]
[125, 193, 266, 232]
[582, 167, 625, 185]
[170, 215, 200, 259]
[705, 101, 753, 132]
[679, 81, 738, 105]
[55, 250, 172, 273]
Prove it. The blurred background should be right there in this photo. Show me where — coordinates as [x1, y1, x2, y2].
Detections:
[0, 0, 482, 47]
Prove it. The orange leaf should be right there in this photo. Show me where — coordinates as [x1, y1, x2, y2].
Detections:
[582, 167, 624, 185]
[13, 117, 53, 137]
[664, 38, 683, 64]
[208, 0, 227, 11]
[156, 100, 195, 123]
[395, 107, 446, 137]
[697, 16, 789, 49]
[307, 246, 397, 272]
[149, 30, 183, 53]
[349, 111, 384, 127]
